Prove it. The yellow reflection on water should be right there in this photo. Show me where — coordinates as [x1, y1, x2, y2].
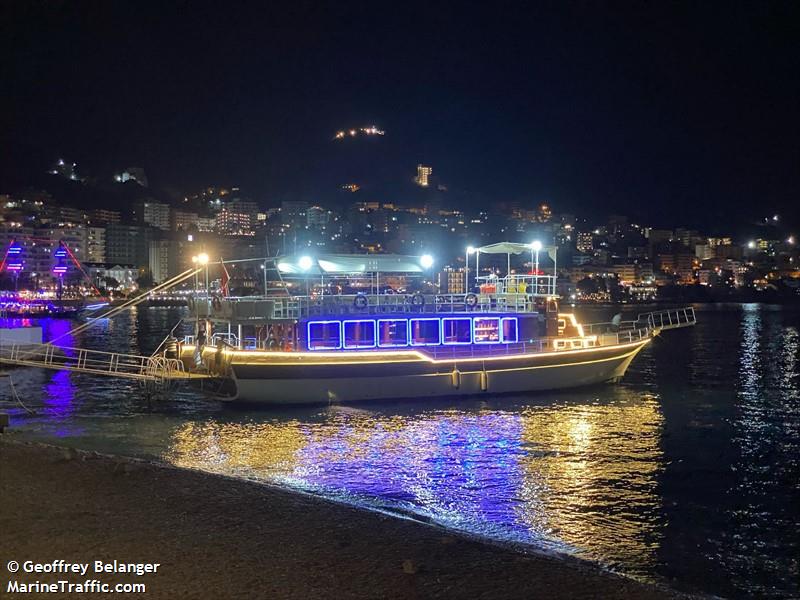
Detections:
[515, 397, 665, 572]
[164, 396, 664, 576]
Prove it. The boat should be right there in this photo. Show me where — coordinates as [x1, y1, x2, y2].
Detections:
[179, 243, 696, 404]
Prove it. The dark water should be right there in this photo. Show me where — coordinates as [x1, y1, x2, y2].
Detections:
[2, 305, 798, 599]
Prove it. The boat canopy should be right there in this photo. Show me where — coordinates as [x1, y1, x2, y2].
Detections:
[276, 254, 429, 275]
[477, 242, 557, 262]
[477, 242, 532, 255]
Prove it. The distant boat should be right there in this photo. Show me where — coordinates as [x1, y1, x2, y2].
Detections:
[0, 300, 80, 319]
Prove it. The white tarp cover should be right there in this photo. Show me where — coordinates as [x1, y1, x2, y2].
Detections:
[276, 254, 426, 274]
[477, 242, 557, 263]
[476, 242, 532, 255]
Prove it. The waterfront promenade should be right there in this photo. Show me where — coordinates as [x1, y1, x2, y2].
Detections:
[0, 439, 691, 599]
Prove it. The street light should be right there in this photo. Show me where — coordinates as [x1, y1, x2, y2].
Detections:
[298, 255, 313, 271]
[298, 256, 313, 297]
[465, 246, 475, 292]
[530, 241, 542, 294]
[420, 254, 434, 269]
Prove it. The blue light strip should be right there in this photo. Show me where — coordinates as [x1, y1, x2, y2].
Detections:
[377, 318, 409, 348]
[307, 320, 342, 350]
[409, 317, 441, 346]
[501, 317, 519, 343]
[441, 317, 473, 345]
[343, 319, 377, 349]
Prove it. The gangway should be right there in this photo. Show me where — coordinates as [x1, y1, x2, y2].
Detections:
[637, 307, 696, 331]
[0, 343, 208, 383]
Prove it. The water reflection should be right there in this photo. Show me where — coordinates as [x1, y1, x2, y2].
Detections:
[6, 306, 800, 598]
[165, 394, 665, 577]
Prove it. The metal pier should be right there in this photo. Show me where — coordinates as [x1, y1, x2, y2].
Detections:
[0, 343, 207, 382]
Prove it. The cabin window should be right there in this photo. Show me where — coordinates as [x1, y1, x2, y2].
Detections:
[409, 318, 440, 346]
[501, 317, 519, 343]
[377, 319, 409, 347]
[343, 320, 376, 349]
[442, 318, 472, 345]
[473, 317, 500, 343]
[307, 321, 342, 350]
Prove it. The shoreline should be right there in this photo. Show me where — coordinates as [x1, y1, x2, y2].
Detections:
[1, 439, 697, 599]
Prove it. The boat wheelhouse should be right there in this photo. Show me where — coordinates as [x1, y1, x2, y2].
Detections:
[180, 243, 695, 404]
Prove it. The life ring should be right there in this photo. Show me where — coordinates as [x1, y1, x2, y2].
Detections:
[211, 295, 222, 311]
[411, 293, 425, 307]
[353, 293, 368, 309]
[465, 293, 478, 308]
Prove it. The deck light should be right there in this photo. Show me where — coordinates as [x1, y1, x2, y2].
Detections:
[530, 240, 542, 252]
[420, 254, 434, 269]
[298, 256, 314, 271]
[196, 253, 209, 265]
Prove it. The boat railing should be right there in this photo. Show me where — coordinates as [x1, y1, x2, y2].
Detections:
[190, 292, 543, 320]
[583, 306, 696, 335]
[476, 274, 556, 297]
[0, 343, 188, 381]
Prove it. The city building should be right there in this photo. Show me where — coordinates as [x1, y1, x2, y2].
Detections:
[84, 263, 138, 291]
[172, 210, 200, 231]
[281, 200, 309, 229]
[306, 206, 329, 229]
[134, 201, 171, 231]
[576, 232, 594, 253]
[106, 224, 153, 268]
[86, 227, 106, 263]
[88, 209, 121, 225]
[148, 239, 180, 284]
[415, 164, 432, 187]
[113, 167, 148, 187]
[216, 208, 253, 236]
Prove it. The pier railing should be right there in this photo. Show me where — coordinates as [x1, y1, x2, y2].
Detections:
[0, 343, 198, 381]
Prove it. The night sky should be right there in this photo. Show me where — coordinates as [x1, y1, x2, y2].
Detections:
[1, 1, 798, 230]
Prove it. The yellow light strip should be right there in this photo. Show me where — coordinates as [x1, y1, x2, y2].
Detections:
[182, 337, 651, 366]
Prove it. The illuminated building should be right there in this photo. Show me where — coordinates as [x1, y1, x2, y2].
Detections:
[88, 209, 121, 225]
[86, 227, 106, 263]
[538, 204, 552, 223]
[172, 210, 200, 231]
[281, 200, 309, 229]
[134, 201, 171, 231]
[306, 206, 329, 229]
[437, 267, 466, 294]
[113, 167, 148, 187]
[415, 164, 432, 187]
[216, 208, 254, 236]
[576, 232, 594, 253]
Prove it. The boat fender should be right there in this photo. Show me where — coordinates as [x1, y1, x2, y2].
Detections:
[479, 369, 489, 391]
[267, 338, 279, 350]
[411, 293, 425, 307]
[164, 336, 179, 359]
[451, 368, 461, 389]
[354, 293, 368, 309]
[465, 293, 478, 308]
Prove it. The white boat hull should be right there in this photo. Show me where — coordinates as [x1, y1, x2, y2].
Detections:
[226, 339, 649, 405]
